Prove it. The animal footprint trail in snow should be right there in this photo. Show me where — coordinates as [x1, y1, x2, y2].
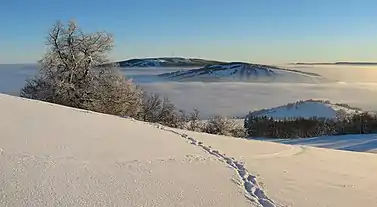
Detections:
[153, 124, 277, 207]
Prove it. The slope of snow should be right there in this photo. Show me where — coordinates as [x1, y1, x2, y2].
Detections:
[0, 94, 259, 207]
[172, 128, 377, 207]
[253, 134, 377, 153]
[159, 63, 326, 83]
[3, 94, 377, 207]
[250, 100, 361, 120]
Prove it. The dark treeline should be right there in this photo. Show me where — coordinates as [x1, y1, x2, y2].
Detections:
[244, 112, 377, 139]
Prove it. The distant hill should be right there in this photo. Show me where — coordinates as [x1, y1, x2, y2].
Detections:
[158, 62, 325, 83]
[116, 57, 225, 67]
[293, 62, 377, 66]
[249, 99, 363, 120]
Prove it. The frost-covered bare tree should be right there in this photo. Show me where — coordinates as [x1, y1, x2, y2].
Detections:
[187, 108, 203, 132]
[21, 20, 142, 116]
[137, 92, 187, 128]
[139, 92, 163, 122]
[229, 124, 247, 138]
[203, 116, 238, 136]
[200, 115, 246, 137]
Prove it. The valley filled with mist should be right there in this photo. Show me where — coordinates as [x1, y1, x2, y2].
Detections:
[2, 62, 377, 118]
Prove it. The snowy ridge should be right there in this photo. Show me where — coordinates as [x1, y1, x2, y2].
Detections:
[250, 100, 362, 120]
[158, 62, 325, 83]
[153, 123, 277, 207]
[117, 57, 224, 67]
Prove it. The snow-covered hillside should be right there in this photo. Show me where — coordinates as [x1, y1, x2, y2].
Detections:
[254, 134, 377, 153]
[2, 94, 377, 207]
[0, 94, 270, 207]
[249, 100, 362, 120]
[117, 57, 223, 67]
[158, 62, 325, 83]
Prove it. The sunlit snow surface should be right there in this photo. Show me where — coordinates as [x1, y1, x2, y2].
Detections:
[3, 94, 377, 206]
[253, 134, 377, 153]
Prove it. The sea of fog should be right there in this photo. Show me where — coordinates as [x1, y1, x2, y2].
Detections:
[2, 64, 377, 118]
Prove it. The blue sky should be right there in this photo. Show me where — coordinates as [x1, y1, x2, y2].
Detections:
[1, 0, 377, 64]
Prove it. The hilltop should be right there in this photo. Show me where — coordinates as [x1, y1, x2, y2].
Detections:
[158, 62, 325, 83]
[116, 57, 224, 67]
[249, 99, 362, 120]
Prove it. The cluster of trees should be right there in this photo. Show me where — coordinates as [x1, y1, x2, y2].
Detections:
[21, 20, 245, 138]
[244, 112, 377, 139]
[335, 113, 377, 135]
[244, 116, 336, 138]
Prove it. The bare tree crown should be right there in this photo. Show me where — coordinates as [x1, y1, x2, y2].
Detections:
[40, 20, 114, 84]
[21, 20, 142, 117]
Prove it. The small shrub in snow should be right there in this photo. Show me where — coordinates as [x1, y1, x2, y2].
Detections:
[186, 108, 204, 132]
[137, 92, 186, 128]
[203, 116, 239, 137]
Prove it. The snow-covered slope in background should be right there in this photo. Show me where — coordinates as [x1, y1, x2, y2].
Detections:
[2, 94, 377, 206]
[117, 57, 224, 67]
[159, 62, 326, 83]
[250, 100, 362, 120]
[254, 134, 377, 153]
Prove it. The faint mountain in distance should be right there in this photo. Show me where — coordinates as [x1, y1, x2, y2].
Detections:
[292, 62, 377, 65]
[116, 57, 225, 67]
